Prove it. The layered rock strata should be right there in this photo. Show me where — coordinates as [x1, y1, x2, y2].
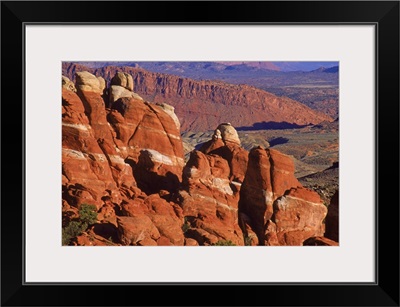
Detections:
[62, 71, 185, 246]
[62, 62, 333, 132]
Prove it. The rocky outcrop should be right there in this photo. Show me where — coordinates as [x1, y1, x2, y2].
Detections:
[62, 62, 333, 132]
[238, 147, 301, 242]
[117, 215, 160, 245]
[199, 133, 225, 155]
[111, 72, 134, 91]
[179, 150, 243, 245]
[156, 102, 180, 130]
[109, 85, 142, 105]
[62, 71, 186, 246]
[199, 124, 248, 184]
[62, 88, 122, 209]
[75, 71, 105, 94]
[116, 194, 184, 246]
[74, 228, 119, 246]
[107, 68, 142, 105]
[175, 123, 254, 246]
[108, 95, 184, 194]
[268, 187, 327, 245]
[117, 194, 185, 246]
[62, 76, 76, 92]
[217, 123, 241, 146]
[238, 147, 328, 245]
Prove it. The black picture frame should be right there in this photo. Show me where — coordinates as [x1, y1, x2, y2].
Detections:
[1, 1, 399, 306]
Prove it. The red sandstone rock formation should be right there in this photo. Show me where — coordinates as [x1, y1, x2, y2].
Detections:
[238, 147, 327, 245]
[109, 96, 184, 194]
[62, 71, 185, 246]
[176, 123, 254, 246]
[269, 187, 327, 245]
[238, 147, 301, 242]
[115, 194, 184, 246]
[62, 70, 336, 247]
[199, 124, 249, 184]
[62, 62, 333, 132]
[62, 88, 121, 209]
[179, 150, 243, 245]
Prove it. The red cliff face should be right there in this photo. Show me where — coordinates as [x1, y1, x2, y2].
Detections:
[62, 63, 333, 132]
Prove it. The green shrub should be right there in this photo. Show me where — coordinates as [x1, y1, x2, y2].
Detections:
[62, 203, 98, 245]
[62, 221, 85, 245]
[244, 234, 256, 246]
[211, 240, 236, 246]
[244, 236, 252, 246]
[181, 217, 190, 233]
[79, 203, 98, 225]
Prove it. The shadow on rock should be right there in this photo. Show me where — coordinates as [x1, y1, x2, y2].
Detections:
[236, 121, 307, 131]
[93, 222, 119, 243]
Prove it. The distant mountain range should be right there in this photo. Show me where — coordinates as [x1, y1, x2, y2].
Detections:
[77, 61, 338, 73]
[311, 66, 339, 73]
[272, 62, 338, 72]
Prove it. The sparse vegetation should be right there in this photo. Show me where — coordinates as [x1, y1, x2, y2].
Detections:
[244, 235, 254, 246]
[263, 86, 339, 118]
[79, 203, 98, 225]
[62, 203, 98, 245]
[211, 240, 236, 246]
[181, 217, 190, 233]
[62, 221, 86, 245]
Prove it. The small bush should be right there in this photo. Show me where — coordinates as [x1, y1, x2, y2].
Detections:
[244, 236, 252, 246]
[181, 217, 190, 233]
[62, 221, 85, 245]
[62, 203, 97, 245]
[79, 203, 98, 225]
[244, 234, 256, 246]
[212, 240, 236, 246]
[182, 223, 190, 233]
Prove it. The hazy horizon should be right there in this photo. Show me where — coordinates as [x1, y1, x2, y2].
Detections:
[74, 61, 339, 72]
